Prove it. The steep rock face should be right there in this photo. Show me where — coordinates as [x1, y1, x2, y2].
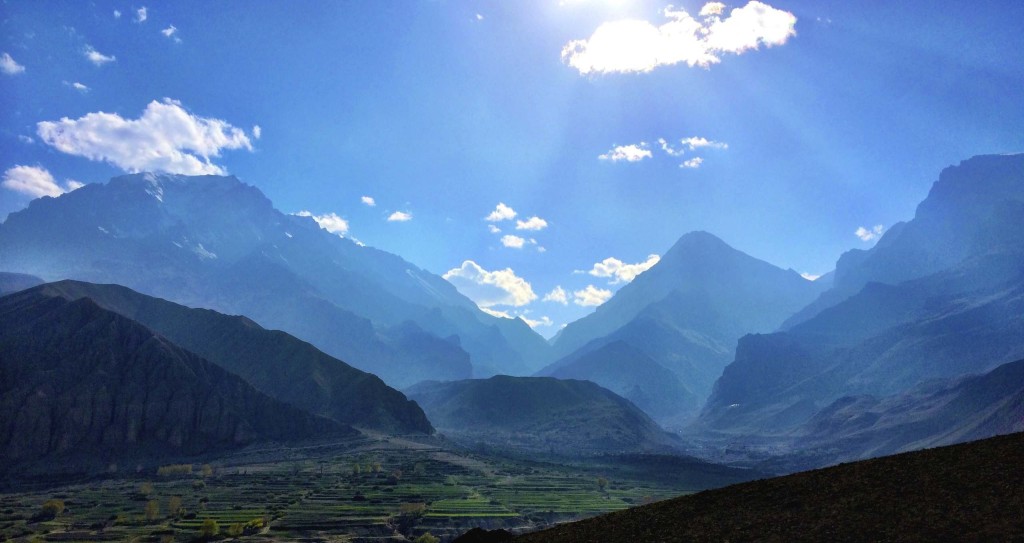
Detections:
[784, 153, 1024, 328]
[0, 173, 546, 383]
[0, 291, 349, 465]
[23, 280, 433, 434]
[406, 376, 679, 455]
[699, 155, 1024, 435]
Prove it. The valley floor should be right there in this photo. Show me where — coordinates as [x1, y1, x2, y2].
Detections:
[0, 432, 749, 543]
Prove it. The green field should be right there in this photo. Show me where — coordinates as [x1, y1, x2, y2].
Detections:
[0, 434, 705, 542]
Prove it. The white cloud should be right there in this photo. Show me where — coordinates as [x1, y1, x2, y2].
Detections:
[2, 165, 83, 199]
[515, 216, 548, 231]
[681, 157, 704, 168]
[443, 260, 537, 308]
[162, 24, 181, 43]
[488, 224, 501, 234]
[135, 7, 147, 23]
[388, 210, 412, 222]
[700, 2, 727, 16]
[486, 202, 517, 222]
[480, 306, 512, 319]
[361, 195, 376, 206]
[587, 254, 660, 284]
[855, 224, 885, 242]
[573, 285, 613, 307]
[521, 315, 554, 328]
[681, 136, 728, 150]
[537, 246, 547, 253]
[562, 1, 797, 75]
[36, 98, 254, 175]
[599, 143, 652, 162]
[18, 135, 34, 144]
[84, 45, 116, 66]
[63, 81, 90, 92]
[800, 272, 821, 281]
[476, 13, 484, 21]
[114, 10, 122, 18]
[501, 234, 526, 249]
[657, 138, 684, 157]
[1, 52, 26, 75]
[542, 286, 569, 305]
[296, 211, 349, 236]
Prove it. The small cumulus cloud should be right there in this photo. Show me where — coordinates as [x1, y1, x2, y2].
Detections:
[252, 125, 262, 139]
[361, 195, 376, 207]
[2, 165, 84, 199]
[599, 143, 652, 163]
[855, 224, 885, 242]
[114, 10, 122, 18]
[488, 224, 501, 234]
[161, 24, 181, 43]
[135, 6, 148, 23]
[443, 260, 537, 308]
[0, 52, 26, 75]
[681, 136, 728, 150]
[520, 315, 554, 329]
[486, 202, 517, 222]
[563, 1, 797, 75]
[587, 254, 660, 284]
[573, 284, 613, 307]
[476, 13, 484, 21]
[18, 135, 34, 144]
[63, 81, 90, 92]
[680, 157, 704, 169]
[501, 234, 526, 249]
[84, 45, 116, 66]
[515, 216, 548, 231]
[295, 211, 349, 236]
[388, 210, 412, 222]
[800, 272, 821, 281]
[542, 286, 569, 305]
[36, 98, 253, 175]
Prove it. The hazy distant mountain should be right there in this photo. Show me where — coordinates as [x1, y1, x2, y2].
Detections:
[783, 154, 1024, 329]
[406, 376, 680, 455]
[542, 232, 824, 422]
[21, 280, 433, 434]
[0, 173, 549, 384]
[542, 341, 700, 425]
[0, 272, 42, 296]
[699, 155, 1024, 435]
[792, 358, 1024, 467]
[0, 289, 349, 469]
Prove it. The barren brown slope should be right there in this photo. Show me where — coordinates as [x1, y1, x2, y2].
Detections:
[516, 431, 1024, 542]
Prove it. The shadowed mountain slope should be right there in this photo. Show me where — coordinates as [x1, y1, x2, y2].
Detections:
[19, 280, 433, 434]
[0, 289, 350, 469]
[517, 431, 1024, 543]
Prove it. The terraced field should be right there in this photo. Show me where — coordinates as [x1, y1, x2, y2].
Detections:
[0, 434, 740, 542]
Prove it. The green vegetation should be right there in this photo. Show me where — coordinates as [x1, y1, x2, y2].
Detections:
[0, 433, 717, 542]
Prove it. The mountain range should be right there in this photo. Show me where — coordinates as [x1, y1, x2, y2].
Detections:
[0, 173, 549, 387]
[0, 288, 350, 470]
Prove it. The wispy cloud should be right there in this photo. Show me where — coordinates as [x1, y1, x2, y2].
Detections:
[501, 234, 526, 249]
[486, 202, 517, 222]
[443, 260, 537, 308]
[2, 165, 83, 199]
[573, 284, 613, 307]
[84, 45, 116, 66]
[855, 224, 885, 242]
[542, 286, 569, 305]
[37, 98, 254, 175]
[681, 157, 704, 169]
[0, 52, 26, 75]
[586, 254, 660, 284]
[563, 1, 797, 75]
[295, 211, 349, 236]
[161, 24, 181, 43]
[599, 143, 652, 162]
[515, 216, 548, 231]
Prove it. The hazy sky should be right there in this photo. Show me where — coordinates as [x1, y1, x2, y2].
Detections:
[2, 1, 1023, 334]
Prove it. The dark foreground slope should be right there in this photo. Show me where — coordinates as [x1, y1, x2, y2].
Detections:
[517, 431, 1024, 543]
[0, 290, 350, 470]
[24, 280, 432, 434]
[406, 376, 679, 455]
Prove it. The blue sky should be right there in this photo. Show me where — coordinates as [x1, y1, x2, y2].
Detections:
[2, 1, 1023, 335]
